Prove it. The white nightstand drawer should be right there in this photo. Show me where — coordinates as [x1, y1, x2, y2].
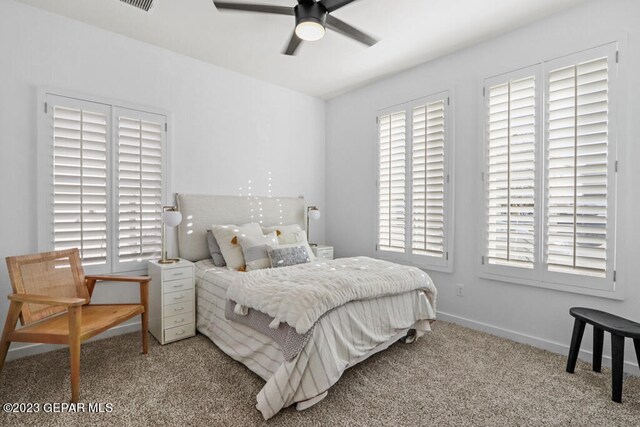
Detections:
[164, 301, 193, 318]
[164, 323, 195, 343]
[164, 267, 192, 281]
[318, 251, 332, 260]
[163, 277, 194, 294]
[164, 290, 193, 306]
[164, 312, 194, 328]
[316, 248, 333, 260]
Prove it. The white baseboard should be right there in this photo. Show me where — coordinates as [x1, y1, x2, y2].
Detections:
[437, 311, 640, 376]
[6, 321, 141, 361]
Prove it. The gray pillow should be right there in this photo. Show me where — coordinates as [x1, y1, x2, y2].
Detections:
[206, 230, 226, 267]
[268, 245, 311, 268]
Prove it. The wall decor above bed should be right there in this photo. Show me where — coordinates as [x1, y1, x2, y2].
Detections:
[176, 194, 305, 262]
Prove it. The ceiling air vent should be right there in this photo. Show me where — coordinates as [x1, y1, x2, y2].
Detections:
[119, 0, 155, 12]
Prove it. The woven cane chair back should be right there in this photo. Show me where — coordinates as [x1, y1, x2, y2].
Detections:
[5, 248, 89, 325]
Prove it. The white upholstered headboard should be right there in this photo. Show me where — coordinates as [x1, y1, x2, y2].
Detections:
[176, 194, 306, 262]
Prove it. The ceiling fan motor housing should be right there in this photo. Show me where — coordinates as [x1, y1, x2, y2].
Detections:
[294, 2, 328, 28]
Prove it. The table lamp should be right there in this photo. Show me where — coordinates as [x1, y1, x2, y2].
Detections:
[306, 206, 321, 247]
[159, 206, 182, 264]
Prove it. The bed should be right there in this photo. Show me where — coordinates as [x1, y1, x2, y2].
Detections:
[176, 194, 437, 419]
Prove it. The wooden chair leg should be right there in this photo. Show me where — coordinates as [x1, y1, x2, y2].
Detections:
[567, 318, 586, 373]
[0, 301, 23, 373]
[593, 327, 604, 372]
[68, 306, 82, 403]
[611, 334, 625, 403]
[140, 280, 149, 355]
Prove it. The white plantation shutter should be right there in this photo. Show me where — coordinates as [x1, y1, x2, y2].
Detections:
[378, 111, 406, 253]
[52, 101, 110, 267]
[40, 92, 167, 274]
[377, 92, 452, 270]
[115, 109, 165, 266]
[411, 100, 446, 258]
[481, 44, 617, 295]
[486, 75, 536, 268]
[546, 56, 611, 278]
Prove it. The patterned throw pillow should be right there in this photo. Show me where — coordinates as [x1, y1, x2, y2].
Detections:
[237, 232, 279, 271]
[267, 244, 312, 268]
[210, 223, 263, 271]
[206, 230, 226, 267]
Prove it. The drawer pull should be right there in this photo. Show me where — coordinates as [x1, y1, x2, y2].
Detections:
[171, 284, 184, 288]
[172, 272, 184, 276]
[173, 307, 185, 312]
[175, 318, 184, 323]
[176, 330, 185, 336]
[174, 295, 185, 300]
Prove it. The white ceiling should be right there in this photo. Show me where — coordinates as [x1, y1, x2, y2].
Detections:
[16, 0, 587, 98]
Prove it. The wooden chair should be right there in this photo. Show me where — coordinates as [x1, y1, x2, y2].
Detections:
[0, 248, 150, 402]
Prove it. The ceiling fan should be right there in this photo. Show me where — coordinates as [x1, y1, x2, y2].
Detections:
[212, 0, 378, 55]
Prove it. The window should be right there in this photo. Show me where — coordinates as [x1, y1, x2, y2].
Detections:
[378, 111, 406, 253]
[412, 100, 447, 258]
[51, 101, 111, 267]
[481, 43, 618, 296]
[545, 57, 610, 278]
[38, 92, 168, 274]
[486, 74, 537, 270]
[115, 109, 164, 271]
[377, 91, 453, 271]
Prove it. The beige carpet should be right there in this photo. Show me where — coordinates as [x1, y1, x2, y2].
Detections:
[1, 321, 640, 426]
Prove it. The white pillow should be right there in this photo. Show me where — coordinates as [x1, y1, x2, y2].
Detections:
[261, 224, 315, 259]
[237, 231, 279, 271]
[210, 223, 263, 271]
[262, 224, 304, 244]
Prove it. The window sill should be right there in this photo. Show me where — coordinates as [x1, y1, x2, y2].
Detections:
[478, 271, 624, 301]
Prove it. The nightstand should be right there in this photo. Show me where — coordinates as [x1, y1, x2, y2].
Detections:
[312, 245, 334, 260]
[148, 259, 196, 345]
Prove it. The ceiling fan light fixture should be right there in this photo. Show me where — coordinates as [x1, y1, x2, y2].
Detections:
[293, 2, 328, 42]
[213, 1, 378, 56]
[295, 20, 326, 41]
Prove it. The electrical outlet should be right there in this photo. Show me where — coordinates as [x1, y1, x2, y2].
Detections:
[456, 284, 464, 297]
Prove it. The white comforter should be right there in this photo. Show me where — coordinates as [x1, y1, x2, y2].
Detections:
[227, 256, 437, 334]
[196, 258, 437, 420]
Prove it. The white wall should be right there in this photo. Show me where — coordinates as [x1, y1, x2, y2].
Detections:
[326, 0, 640, 372]
[0, 0, 325, 359]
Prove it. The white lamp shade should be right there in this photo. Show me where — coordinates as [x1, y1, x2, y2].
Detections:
[162, 210, 182, 227]
[309, 209, 321, 220]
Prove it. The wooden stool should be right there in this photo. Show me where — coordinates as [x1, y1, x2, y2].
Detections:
[566, 307, 640, 403]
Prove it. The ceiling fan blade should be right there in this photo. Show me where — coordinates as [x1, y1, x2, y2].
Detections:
[319, 0, 359, 13]
[212, 1, 294, 16]
[326, 15, 377, 47]
[283, 32, 303, 56]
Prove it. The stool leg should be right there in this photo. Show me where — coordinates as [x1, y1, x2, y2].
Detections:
[611, 334, 625, 403]
[593, 327, 604, 372]
[634, 339, 640, 374]
[567, 319, 586, 373]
